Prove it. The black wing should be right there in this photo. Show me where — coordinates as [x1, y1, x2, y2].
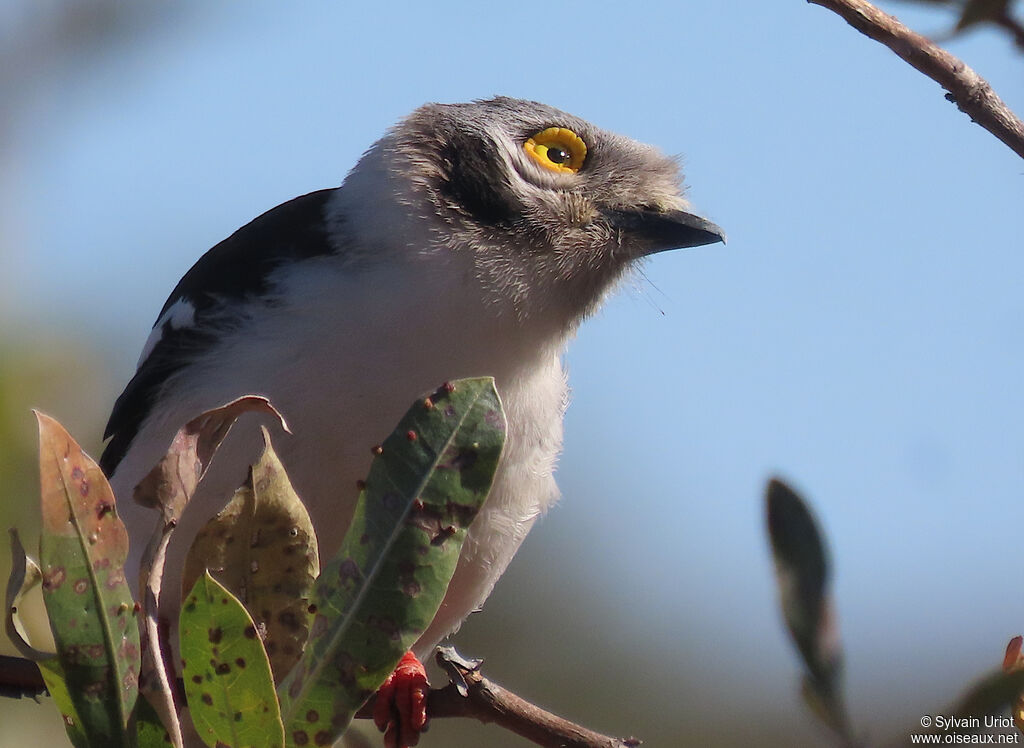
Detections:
[100, 188, 337, 476]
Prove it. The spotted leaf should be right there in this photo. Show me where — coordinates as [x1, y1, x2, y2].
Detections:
[36, 412, 140, 747]
[276, 377, 505, 747]
[180, 570, 284, 748]
[183, 428, 319, 683]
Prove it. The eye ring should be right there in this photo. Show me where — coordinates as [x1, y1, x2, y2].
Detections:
[524, 127, 587, 174]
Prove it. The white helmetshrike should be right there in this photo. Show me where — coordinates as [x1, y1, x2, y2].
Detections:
[102, 97, 724, 663]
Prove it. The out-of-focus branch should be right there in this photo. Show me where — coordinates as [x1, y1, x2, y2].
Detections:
[992, 7, 1024, 50]
[0, 654, 46, 699]
[808, 0, 1024, 159]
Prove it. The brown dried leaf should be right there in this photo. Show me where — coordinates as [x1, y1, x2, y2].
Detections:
[134, 396, 288, 748]
[133, 395, 288, 523]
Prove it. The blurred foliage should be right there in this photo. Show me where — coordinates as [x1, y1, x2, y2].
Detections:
[769, 479, 1024, 746]
[0, 336, 110, 513]
[0, 335, 115, 655]
[766, 479, 852, 745]
[892, 0, 1024, 49]
[0, 336, 117, 745]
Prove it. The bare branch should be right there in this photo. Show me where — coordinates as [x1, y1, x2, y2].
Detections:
[355, 648, 641, 748]
[808, 0, 1024, 159]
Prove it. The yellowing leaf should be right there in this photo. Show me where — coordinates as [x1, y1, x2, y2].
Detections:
[183, 429, 319, 682]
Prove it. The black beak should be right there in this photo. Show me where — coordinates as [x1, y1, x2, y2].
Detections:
[605, 207, 726, 256]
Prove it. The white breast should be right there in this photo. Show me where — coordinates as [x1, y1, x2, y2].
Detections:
[110, 246, 571, 652]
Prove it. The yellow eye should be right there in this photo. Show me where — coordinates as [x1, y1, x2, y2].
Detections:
[523, 127, 587, 174]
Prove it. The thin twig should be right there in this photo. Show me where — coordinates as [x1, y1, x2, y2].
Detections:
[137, 520, 185, 748]
[808, 0, 1024, 159]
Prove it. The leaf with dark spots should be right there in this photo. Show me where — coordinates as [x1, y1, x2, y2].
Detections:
[180, 571, 284, 748]
[183, 428, 319, 684]
[35, 412, 140, 747]
[276, 377, 506, 745]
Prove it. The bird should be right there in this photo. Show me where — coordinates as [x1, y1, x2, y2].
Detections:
[100, 96, 724, 746]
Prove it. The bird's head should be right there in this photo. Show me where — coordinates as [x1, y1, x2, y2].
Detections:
[337, 97, 724, 326]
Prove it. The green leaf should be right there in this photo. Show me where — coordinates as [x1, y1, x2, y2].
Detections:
[133, 693, 172, 748]
[183, 428, 319, 683]
[765, 478, 850, 740]
[38, 659, 90, 748]
[180, 571, 285, 748]
[36, 411, 140, 747]
[4, 529, 86, 741]
[277, 377, 506, 747]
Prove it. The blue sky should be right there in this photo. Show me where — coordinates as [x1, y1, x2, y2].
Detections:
[2, 1, 1023, 744]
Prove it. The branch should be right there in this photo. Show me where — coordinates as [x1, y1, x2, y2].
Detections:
[0, 650, 641, 748]
[0, 654, 47, 699]
[356, 648, 641, 748]
[808, 0, 1024, 159]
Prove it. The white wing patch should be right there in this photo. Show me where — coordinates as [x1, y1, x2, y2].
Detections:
[136, 298, 197, 368]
